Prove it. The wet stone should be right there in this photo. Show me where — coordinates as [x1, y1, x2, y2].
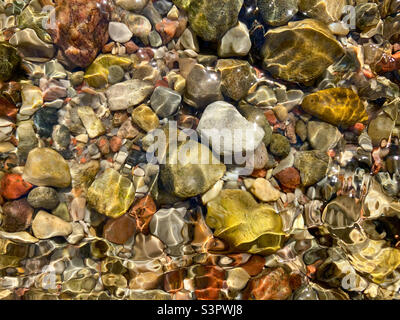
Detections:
[150, 86, 182, 118]
[294, 150, 330, 187]
[259, 0, 298, 26]
[269, 134, 291, 159]
[2, 199, 34, 232]
[103, 214, 136, 244]
[33, 107, 59, 138]
[27, 187, 59, 210]
[307, 121, 341, 151]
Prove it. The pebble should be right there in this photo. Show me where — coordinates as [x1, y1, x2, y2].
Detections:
[269, 134, 291, 158]
[77, 106, 106, 139]
[32, 210, 73, 239]
[116, 0, 149, 11]
[103, 214, 136, 244]
[106, 80, 154, 111]
[274, 167, 301, 192]
[307, 121, 341, 151]
[249, 178, 281, 202]
[150, 86, 182, 118]
[108, 22, 133, 43]
[70, 71, 84, 86]
[124, 13, 153, 38]
[2, 199, 34, 232]
[197, 101, 265, 155]
[218, 22, 251, 58]
[22, 148, 72, 188]
[367, 114, 394, 147]
[0, 173, 33, 200]
[33, 107, 59, 138]
[259, 0, 298, 26]
[294, 150, 330, 187]
[131, 104, 160, 132]
[273, 105, 289, 122]
[27, 187, 59, 210]
[87, 168, 136, 218]
[107, 65, 125, 85]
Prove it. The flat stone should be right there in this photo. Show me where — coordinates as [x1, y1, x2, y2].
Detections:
[106, 80, 154, 111]
[218, 22, 251, 57]
[27, 187, 59, 210]
[216, 59, 257, 101]
[108, 22, 133, 43]
[206, 189, 285, 255]
[197, 101, 265, 155]
[20, 84, 43, 116]
[131, 104, 160, 132]
[32, 210, 73, 239]
[103, 214, 137, 244]
[77, 106, 106, 139]
[87, 168, 136, 218]
[160, 139, 226, 198]
[307, 121, 341, 151]
[150, 86, 182, 118]
[261, 19, 344, 84]
[22, 148, 72, 188]
[294, 150, 330, 187]
[2, 199, 34, 232]
[249, 178, 281, 202]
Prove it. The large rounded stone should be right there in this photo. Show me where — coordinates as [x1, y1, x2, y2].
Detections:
[32, 210, 73, 239]
[218, 22, 251, 57]
[22, 148, 72, 188]
[173, 0, 243, 42]
[302, 88, 368, 127]
[150, 86, 182, 118]
[87, 168, 136, 218]
[261, 19, 344, 84]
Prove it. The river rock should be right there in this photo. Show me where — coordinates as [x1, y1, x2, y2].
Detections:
[124, 13, 153, 38]
[269, 134, 291, 158]
[298, 0, 346, 23]
[2, 199, 34, 232]
[302, 88, 368, 127]
[294, 150, 330, 187]
[22, 148, 72, 188]
[0, 42, 21, 81]
[131, 104, 160, 132]
[103, 214, 137, 244]
[197, 101, 265, 155]
[367, 114, 395, 147]
[307, 121, 341, 151]
[32, 210, 73, 239]
[249, 178, 281, 202]
[87, 168, 136, 218]
[77, 106, 106, 138]
[16, 122, 38, 161]
[184, 64, 223, 109]
[216, 59, 257, 101]
[108, 22, 133, 43]
[259, 0, 298, 26]
[160, 139, 226, 198]
[218, 22, 251, 57]
[116, 0, 149, 11]
[106, 80, 154, 111]
[261, 19, 344, 84]
[173, 0, 243, 42]
[49, 0, 110, 68]
[150, 86, 182, 118]
[205, 189, 285, 254]
[27, 187, 59, 210]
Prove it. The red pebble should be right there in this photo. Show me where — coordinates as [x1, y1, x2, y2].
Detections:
[0, 173, 33, 200]
[264, 110, 277, 125]
[156, 18, 179, 43]
[109, 136, 122, 153]
[241, 255, 265, 276]
[275, 167, 301, 192]
[124, 40, 139, 54]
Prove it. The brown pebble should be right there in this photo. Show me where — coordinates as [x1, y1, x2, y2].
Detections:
[110, 136, 122, 153]
[2, 198, 34, 232]
[103, 214, 136, 244]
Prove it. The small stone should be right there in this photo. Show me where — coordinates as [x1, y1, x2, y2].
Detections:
[70, 71, 84, 86]
[124, 13, 152, 38]
[269, 134, 291, 158]
[106, 80, 154, 111]
[160, 139, 226, 198]
[197, 101, 265, 155]
[246, 86, 277, 107]
[0, 173, 33, 200]
[2, 199, 34, 232]
[274, 167, 301, 192]
[150, 86, 182, 118]
[27, 187, 59, 210]
[178, 28, 199, 52]
[0, 43, 21, 81]
[173, 0, 243, 42]
[249, 178, 281, 202]
[0, 231, 38, 244]
[66, 222, 85, 244]
[20, 84, 43, 116]
[239, 104, 273, 146]
[183, 64, 223, 109]
[107, 65, 125, 85]
[227, 268, 251, 291]
[368, 114, 395, 147]
[118, 119, 140, 139]
[103, 214, 136, 244]
[273, 105, 288, 122]
[116, 0, 148, 11]
[294, 150, 329, 187]
[218, 22, 251, 58]
[216, 59, 257, 101]
[356, 3, 380, 31]
[247, 142, 269, 170]
[259, 0, 298, 26]
[302, 88, 368, 127]
[307, 121, 341, 151]
[33, 107, 59, 138]
[52, 125, 71, 150]
[87, 168, 136, 218]
[108, 22, 133, 43]
[243, 267, 292, 300]
[131, 104, 160, 132]
[298, 0, 346, 23]
[110, 136, 123, 153]
[22, 148, 72, 188]
[358, 132, 373, 152]
[295, 120, 308, 142]
[129, 195, 157, 233]
[52, 202, 71, 222]
[77, 106, 106, 139]
[32, 210, 73, 239]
